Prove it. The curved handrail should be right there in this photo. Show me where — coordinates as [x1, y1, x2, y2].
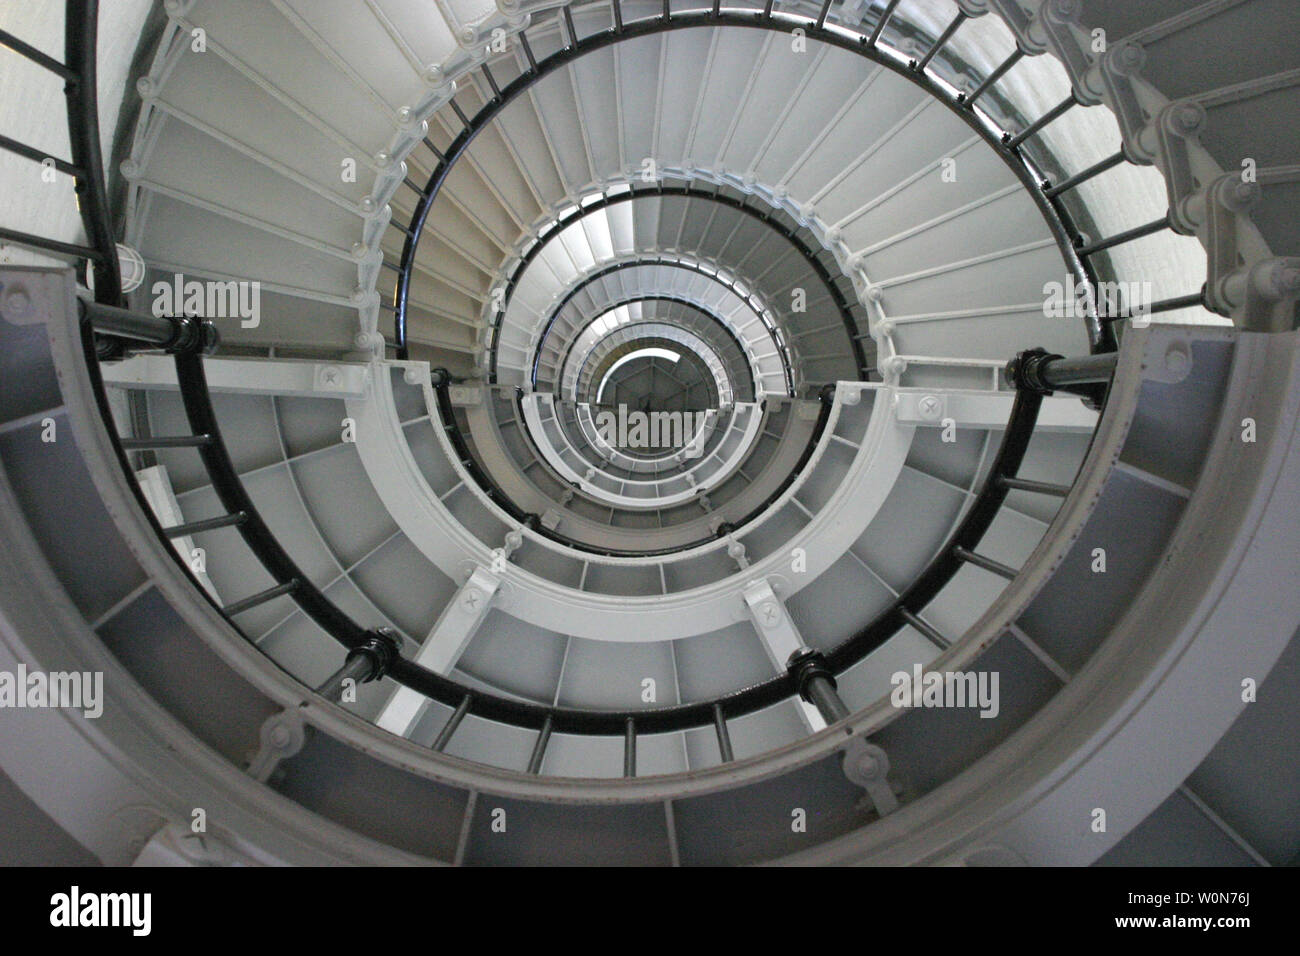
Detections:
[530, 257, 793, 395]
[488, 187, 859, 390]
[433, 370, 834, 558]
[95, 345, 1064, 737]
[58, 0, 1128, 772]
[556, 300, 758, 402]
[377, 360, 1082, 737]
[571, 323, 731, 407]
[386, 4, 1115, 362]
[0, 1, 121, 307]
[84, 329, 1090, 747]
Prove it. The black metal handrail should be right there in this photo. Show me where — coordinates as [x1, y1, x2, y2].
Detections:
[75, 294, 1115, 762]
[433, 368, 833, 558]
[172, 350, 372, 648]
[379, 347, 1115, 739]
[488, 185, 863, 390]
[548, 292, 760, 400]
[386, 3, 1120, 362]
[0, 0, 121, 306]
[75, 277, 1108, 747]
[51, 0, 1126, 773]
[573, 330, 726, 408]
[358, 349, 1115, 739]
[85, 314, 1109, 748]
[530, 255, 792, 397]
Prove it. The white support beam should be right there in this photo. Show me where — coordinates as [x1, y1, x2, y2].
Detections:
[100, 354, 371, 399]
[743, 579, 803, 668]
[893, 389, 1097, 432]
[742, 579, 826, 732]
[373, 566, 500, 737]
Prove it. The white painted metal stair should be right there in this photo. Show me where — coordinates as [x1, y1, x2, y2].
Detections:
[1, 0, 1297, 867]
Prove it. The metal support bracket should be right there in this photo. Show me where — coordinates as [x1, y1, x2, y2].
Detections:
[246, 709, 307, 783]
[842, 737, 900, 817]
[374, 567, 500, 736]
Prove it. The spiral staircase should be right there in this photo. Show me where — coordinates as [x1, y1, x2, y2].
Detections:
[0, 0, 1297, 866]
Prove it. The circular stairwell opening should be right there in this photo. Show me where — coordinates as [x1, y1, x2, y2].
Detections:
[110, 2, 1135, 789]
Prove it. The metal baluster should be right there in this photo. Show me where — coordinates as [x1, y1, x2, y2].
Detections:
[315, 630, 402, 703]
[527, 715, 553, 774]
[222, 580, 300, 617]
[815, 0, 833, 31]
[915, 12, 967, 71]
[164, 512, 247, 538]
[899, 608, 949, 650]
[953, 546, 1018, 580]
[1043, 150, 1125, 198]
[963, 48, 1024, 107]
[868, 0, 903, 46]
[712, 703, 734, 763]
[1075, 214, 1170, 259]
[433, 694, 473, 751]
[996, 475, 1071, 497]
[118, 434, 213, 450]
[623, 718, 637, 777]
[1004, 95, 1077, 150]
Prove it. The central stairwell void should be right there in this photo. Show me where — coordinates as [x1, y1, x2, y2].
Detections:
[1, 0, 1298, 866]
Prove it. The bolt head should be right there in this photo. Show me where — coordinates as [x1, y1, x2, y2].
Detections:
[1112, 41, 1146, 74]
[1050, 0, 1081, 20]
[2, 285, 33, 319]
[851, 752, 880, 779]
[1176, 104, 1203, 132]
[917, 395, 943, 420]
[1164, 344, 1190, 378]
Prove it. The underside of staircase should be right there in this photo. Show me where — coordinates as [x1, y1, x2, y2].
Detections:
[0, 0, 1297, 869]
